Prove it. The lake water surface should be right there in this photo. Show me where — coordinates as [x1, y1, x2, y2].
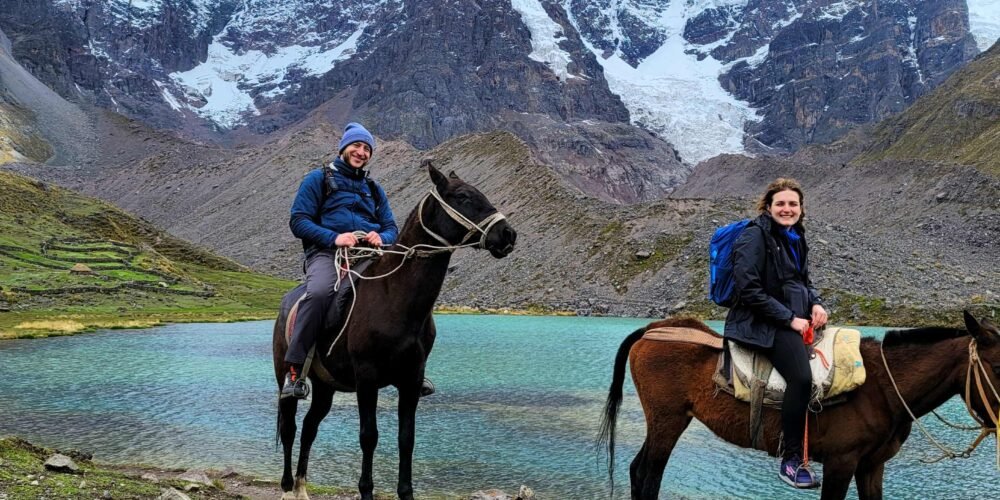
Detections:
[0, 316, 994, 498]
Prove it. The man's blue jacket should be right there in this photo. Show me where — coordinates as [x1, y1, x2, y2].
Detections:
[289, 157, 398, 257]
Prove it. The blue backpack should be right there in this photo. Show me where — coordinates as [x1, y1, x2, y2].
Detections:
[708, 219, 752, 307]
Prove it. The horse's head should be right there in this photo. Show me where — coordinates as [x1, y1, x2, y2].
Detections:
[962, 310, 1000, 428]
[419, 161, 516, 258]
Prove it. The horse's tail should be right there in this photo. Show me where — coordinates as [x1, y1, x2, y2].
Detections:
[596, 325, 647, 493]
[274, 396, 281, 452]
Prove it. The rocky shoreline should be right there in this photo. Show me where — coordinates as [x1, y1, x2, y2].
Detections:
[0, 437, 537, 500]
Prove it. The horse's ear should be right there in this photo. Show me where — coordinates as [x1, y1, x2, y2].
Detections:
[424, 159, 448, 190]
[965, 310, 998, 344]
[448, 170, 461, 180]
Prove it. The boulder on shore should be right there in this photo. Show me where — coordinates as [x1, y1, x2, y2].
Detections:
[43, 453, 79, 473]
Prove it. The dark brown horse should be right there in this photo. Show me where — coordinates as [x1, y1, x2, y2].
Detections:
[598, 313, 1000, 499]
[273, 162, 516, 500]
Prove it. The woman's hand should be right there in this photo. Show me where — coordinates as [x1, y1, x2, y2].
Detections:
[335, 232, 359, 247]
[364, 231, 382, 247]
[811, 304, 829, 329]
[790, 317, 810, 333]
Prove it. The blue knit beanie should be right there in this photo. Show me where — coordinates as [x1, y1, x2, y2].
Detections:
[338, 122, 375, 154]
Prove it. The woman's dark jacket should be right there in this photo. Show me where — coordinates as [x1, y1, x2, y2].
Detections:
[723, 213, 822, 349]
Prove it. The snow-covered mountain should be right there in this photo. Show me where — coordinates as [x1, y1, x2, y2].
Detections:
[1, 0, 996, 176]
[552, 0, 990, 159]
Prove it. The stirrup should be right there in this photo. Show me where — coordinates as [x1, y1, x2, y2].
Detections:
[779, 458, 820, 489]
[420, 378, 435, 397]
[280, 373, 310, 400]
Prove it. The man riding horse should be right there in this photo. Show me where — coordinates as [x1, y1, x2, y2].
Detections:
[284, 122, 432, 399]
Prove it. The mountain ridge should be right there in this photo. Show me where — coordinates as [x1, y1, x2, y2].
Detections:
[1, 0, 995, 201]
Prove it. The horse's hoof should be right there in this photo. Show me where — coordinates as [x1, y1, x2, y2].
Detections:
[280, 492, 298, 500]
[293, 477, 310, 500]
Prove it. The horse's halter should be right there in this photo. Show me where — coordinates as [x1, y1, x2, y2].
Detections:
[417, 187, 507, 249]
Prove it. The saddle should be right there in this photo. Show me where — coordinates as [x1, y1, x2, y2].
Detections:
[712, 327, 867, 408]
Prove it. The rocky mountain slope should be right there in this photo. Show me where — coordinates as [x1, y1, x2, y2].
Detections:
[1, 1, 996, 202]
[1, 4, 997, 326]
[10, 115, 998, 326]
[854, 42, 1000, 174]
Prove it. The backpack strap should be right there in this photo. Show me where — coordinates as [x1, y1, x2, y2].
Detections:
[320, 164, 383, 212]
[365, 178, 383, 212]
[322, 165, 338, 197]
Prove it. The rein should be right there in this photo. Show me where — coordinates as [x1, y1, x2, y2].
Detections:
[323, 190, 508, 356]
[880, 339, 1000, 467]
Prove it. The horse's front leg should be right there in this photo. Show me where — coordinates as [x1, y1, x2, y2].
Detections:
[820, 457, 859, 500]
[356, 368, 380, 500]
[291, 382, 335, 500]
[396, 375, 422, 500]
[278, 397, 299, 499]
[855, 460, 886, 500]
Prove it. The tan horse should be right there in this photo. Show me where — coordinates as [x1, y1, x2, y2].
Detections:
[598, 313, 1000, 499]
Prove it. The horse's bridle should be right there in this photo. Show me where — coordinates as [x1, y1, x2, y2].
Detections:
[417, 188, 507, 249]
[880, 339, 1000, 467]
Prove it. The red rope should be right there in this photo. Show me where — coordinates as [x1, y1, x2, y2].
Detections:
[802, 322, 814, 466]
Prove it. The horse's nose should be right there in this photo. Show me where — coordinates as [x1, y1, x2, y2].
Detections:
[503, 226, 517, 247]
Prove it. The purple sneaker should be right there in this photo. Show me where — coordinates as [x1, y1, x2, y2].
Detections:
[779, 456, 821, 489]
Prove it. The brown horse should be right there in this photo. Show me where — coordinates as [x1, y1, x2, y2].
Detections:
[272, 162, 516, 500]
[598, 312, 1000, 499]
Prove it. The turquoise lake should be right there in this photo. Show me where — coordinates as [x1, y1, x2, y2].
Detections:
[0, 315, 995, 498]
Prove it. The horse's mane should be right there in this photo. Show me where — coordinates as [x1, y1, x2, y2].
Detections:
[648, 317, 719, 336]
[880, 326, 967, 347]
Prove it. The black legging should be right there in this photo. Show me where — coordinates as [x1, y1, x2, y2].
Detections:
[762, 328, 813, 459]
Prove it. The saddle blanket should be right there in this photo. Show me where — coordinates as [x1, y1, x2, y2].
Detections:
[717, 327, 867, 406]
[642, 326, 724, 349]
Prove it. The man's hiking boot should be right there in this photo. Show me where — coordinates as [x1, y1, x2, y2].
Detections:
[280, 367, 310, 400]
[420, 378, 435, 397]
[779, 455, 820, 489]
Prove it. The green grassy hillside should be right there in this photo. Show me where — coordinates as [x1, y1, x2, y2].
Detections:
[0, 170, 296, 338]
[855, 43, 1000, 174]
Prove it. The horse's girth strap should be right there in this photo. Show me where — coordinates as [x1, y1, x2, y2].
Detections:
[643, 327, 724, 349]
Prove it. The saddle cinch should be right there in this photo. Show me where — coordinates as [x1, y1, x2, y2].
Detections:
[644, 326, 867, 407]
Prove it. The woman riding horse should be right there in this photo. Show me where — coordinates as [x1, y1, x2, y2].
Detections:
[599, 312, 1000, 500]
[725, 178, 828, 488]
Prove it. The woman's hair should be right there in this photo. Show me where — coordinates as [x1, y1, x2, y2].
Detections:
[756, 177, 805, 219]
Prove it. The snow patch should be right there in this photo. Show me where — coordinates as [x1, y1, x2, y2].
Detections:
[570, 0, 758, 164]
[817, 0, 862, 21]
[510, 0, 577, 81]
[904, 14, 925, 85]
[773, 1, 803, 29]
[86, 39, 109, 60]
[968, 0, 1000, 51]
[169, 24, 366, 128]
[739, 44, 770, 69]
[154, 81, 183, 112]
